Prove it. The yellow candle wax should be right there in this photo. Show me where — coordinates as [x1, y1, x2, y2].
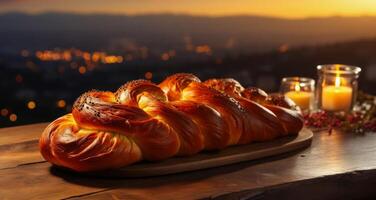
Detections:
[322, 85, 352, 111]
[285, 91, 312, 110]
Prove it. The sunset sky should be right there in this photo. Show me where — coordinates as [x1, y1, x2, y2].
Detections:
[0, 0, 376, 18]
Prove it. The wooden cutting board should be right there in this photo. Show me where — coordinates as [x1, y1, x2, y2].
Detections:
[72, 128, 313, 178]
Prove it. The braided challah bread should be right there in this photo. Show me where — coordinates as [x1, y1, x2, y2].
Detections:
[39, 73, 303, 172]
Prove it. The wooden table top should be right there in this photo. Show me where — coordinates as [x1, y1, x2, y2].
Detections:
[1, 123, 376, 200]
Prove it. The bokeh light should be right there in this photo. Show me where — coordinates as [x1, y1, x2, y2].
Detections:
[9, 114, 17, 122]
[1, 108, 9, 117]
[27, 101, 36, 110]
[145, 72, 153, 80]
[57, 100, 66, 108]
[78, 66, 87, 74]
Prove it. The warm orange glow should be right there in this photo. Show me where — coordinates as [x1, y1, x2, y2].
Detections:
[195, 45, 212, 55]
[83, 52, 91, 61]
[9, 114, 17, 122]
[78, 66, 87, 74]
[57, 100, 66, 108]
[62, 51, 72, 61]
[278, 44, 289, 53]
[322, 67, 353, 111]
[4, 1, 376, 19]
[92, 52, 101, 62]
[27, 101, 36, 110]
[1, 108, 9, 116]
[35, 49, 124, 64]
[103, 55, 123, 64]
[116, 56, 124, 63]
[145, 72, 153, 79]
[36, 50, 63, 61]
[32, 48, 142, 66]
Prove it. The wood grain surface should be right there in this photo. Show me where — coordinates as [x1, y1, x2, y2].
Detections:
[0, 123, 376, 200]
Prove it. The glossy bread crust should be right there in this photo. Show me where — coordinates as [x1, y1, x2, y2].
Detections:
[40, 73, 304, 172]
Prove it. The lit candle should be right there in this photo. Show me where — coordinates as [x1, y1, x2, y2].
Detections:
[322, 75, 353, 111]
[285, 83, 313, 110]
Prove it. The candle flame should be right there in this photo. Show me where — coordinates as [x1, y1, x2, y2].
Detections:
[295, 82, 301, 92]
[335, 75, 341, 87]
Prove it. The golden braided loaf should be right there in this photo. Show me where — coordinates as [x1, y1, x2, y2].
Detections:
[39, 73, 303, 172]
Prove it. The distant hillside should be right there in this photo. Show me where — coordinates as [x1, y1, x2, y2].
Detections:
[1, 12, 376, 53]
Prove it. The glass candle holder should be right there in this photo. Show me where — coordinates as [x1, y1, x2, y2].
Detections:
[280, 77, 315, 111]
[316, 64, 361, 112]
